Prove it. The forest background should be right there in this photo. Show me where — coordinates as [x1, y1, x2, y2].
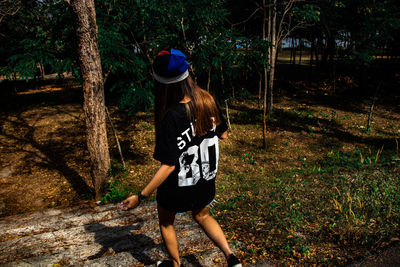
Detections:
[0, 0, 399, 265]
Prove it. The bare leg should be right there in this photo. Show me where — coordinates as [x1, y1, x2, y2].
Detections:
[157, 205, 181, 267]
[192, 206, 233, 259]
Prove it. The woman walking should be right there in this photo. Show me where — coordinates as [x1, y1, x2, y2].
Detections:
[121, 49, 241, 267]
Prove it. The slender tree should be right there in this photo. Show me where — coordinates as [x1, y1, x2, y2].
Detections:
[262, 1, 319, 116]
[262, 0, 268, 148]
[260, 0, 318, 149]
[68, 0, 110, 200]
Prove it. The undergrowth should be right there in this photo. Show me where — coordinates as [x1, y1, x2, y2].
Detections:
[101, 161, 131, 204]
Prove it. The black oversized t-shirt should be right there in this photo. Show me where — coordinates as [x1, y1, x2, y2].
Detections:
[153, 102, 228, 212]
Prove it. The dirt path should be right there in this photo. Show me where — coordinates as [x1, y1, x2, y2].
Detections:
[0, 201, 271, 266]
[1, 200, 399, 266]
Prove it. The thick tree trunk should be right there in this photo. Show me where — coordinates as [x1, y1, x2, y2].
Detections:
[70, 0, 110, 201]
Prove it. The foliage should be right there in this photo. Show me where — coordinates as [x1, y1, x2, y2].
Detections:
[291, 4, 320, 23]
[0, 0, 76, 80]
[93, 0, 239, 112]
[95, 0, 265, 110]
[0, 0, 272, 112]
[101, 161, 131, 204]
[302, 0, 400, 66]
[1, 0, 399, 108]
[100, 179, 130, 204]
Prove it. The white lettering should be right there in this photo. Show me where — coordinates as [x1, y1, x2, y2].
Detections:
[190, 122, 195, 136]
[177, 136, 219, 187]
[181, 128, 191, 142]
[177, 137, 186, 150]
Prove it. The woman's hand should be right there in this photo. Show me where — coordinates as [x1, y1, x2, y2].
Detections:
[120, 195, 139, 211]
[119, 164, 174, 211]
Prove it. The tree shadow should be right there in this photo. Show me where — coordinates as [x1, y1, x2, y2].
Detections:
[0, 111, 92, 196]
[269, 108, 397, 150]
[0, 81, 156, 199]
[108, 140, 150, 165]
[227, 104, 396, 152]
[0, 78, 82, 113]
[275, 63, 400, 114]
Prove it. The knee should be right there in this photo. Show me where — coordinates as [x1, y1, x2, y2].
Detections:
[193, 211, 209, 224]
[158, 205, 176, 227]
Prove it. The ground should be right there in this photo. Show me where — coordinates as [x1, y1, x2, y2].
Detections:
[0, 65, 399, 265]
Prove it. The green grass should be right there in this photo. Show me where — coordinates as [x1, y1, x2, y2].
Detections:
[241, 152, 257, 165]
[212, 147, 400, 265]
[101, 161, 131, 204]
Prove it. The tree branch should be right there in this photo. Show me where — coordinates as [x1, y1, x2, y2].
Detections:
[231, 7, 263, 27]
[181, 17, 187, 41]
[277, 0, 294, 44]
[0, 0, 21, 23]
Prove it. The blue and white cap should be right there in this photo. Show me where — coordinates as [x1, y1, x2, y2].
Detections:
[152, 49, 189, 84]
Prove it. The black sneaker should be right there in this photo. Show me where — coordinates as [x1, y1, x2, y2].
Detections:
[227, 254, 242, 267]
[156, 260, 182, 267]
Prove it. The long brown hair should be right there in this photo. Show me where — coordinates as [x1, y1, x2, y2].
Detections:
[153, 76, 221, 137]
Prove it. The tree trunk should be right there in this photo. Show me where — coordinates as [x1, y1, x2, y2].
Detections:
[289, 40, 293, 64]
[292, 38, 296, 64]
[39, 63, 45, 79]
[70, 0, 110, 201]
[367, 83, 381, 132]
[262, 0, 268, 149]
[315, 38, 320, 63]
[310, 38, 314, 67]
[207, 66, 211, 92]
[267, 0, 276, 115]
[322, 34, 335, 66]
[299, 38, 302, 65]
[258, 71, 262, 105]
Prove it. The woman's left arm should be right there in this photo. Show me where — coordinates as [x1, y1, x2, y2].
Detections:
[121, 164, 175, 210]
[219, 131, 228, 139]
[141, 164, 175, 196]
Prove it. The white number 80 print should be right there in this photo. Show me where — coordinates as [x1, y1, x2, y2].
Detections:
[178, 136, 219, 187]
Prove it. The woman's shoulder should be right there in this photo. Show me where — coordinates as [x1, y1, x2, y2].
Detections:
[163, 103, 187, 121]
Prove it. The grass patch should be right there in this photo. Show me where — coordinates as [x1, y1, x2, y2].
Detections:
[213, 147, 400, 265]
[101, 161, 131, 204]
